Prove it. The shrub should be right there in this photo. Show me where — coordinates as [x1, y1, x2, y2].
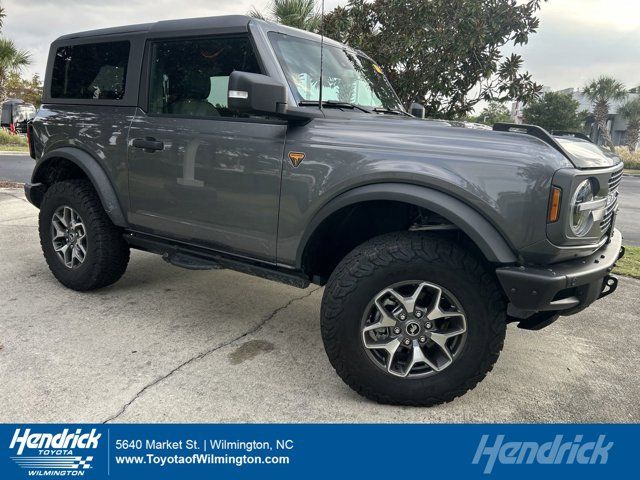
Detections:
[0, 129, 27, 147]
[615, 146, 640, 170]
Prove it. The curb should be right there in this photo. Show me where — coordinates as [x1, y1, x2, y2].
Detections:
[0, 151, 29, 156]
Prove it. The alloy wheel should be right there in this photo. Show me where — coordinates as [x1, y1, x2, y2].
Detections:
[361, 280, 467, 378]
[51, 205, 88, 269]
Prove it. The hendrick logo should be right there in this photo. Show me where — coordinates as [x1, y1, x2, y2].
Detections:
[9, 428, 101, 476]
[472, 434, 613, 474]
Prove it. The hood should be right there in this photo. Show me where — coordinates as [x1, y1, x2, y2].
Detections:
[552, 136, 622, 169]
[353, 115, 620, 170]
[316, 114, 574, 171]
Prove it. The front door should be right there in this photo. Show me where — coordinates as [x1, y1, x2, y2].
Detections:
[127, 35, 287, 262]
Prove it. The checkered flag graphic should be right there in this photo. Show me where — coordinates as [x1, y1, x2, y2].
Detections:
[76, 456, 93, 469]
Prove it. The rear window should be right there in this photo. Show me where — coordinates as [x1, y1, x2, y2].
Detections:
[51, 41, 130, 100]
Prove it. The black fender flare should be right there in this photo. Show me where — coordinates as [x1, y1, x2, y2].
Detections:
[32, 147, 127, 227]
[297, 183, 518, 266]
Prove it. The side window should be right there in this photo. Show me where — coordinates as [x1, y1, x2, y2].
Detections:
[148, 36, 260, 118]
[51, 41, 130, 100]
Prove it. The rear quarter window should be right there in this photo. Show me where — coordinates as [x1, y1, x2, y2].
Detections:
[51, 41, 130, 100]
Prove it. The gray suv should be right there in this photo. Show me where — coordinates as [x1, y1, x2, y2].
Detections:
[25, 15, 624, 406]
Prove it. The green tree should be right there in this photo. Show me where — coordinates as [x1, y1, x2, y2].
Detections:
[0, 4, 31, 101]
[323, 0, 545, 118]
[522, 91, 583, 132]
[618, 96, 640, 152]
[583, 76, 628, 151]
[476, 102, 511, 126]
[6, 72, 42, 106]
[0, 38, 30, 100]
[249, 0, 321, 32]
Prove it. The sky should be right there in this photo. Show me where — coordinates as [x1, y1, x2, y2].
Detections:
[2, 0, 639, 93]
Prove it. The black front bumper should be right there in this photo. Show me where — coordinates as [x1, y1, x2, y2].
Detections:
[496, 229, 624, 319]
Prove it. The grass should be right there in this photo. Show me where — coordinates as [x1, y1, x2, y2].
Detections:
[615, 246, 640, 279]
[0, 180, 23, 188]
[0, 129, 27, 145]
[0, 144, 28, 152]
[0, 130, 28, 152]
[624, 169, 640, 176]
[616, 147, 640, 170]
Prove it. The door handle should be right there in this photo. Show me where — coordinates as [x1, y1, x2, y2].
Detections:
[132, 137, 164, 152]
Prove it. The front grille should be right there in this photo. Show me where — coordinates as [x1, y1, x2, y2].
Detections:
[600, 166, 623, 235]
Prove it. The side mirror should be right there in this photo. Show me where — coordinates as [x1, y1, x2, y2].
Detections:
[228, 71, 288, 116]
[410, 102, 425, 119]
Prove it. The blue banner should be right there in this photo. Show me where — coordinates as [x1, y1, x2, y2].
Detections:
[0, 424, 634, 479]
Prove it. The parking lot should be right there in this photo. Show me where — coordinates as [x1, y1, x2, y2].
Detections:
[1, 186, 639, 423]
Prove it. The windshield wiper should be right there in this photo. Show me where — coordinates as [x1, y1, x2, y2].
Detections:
[299, 100, 371, 113]
[372, 107, 411, 117]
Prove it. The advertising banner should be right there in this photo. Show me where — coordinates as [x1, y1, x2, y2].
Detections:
[0, 423, 633, 479]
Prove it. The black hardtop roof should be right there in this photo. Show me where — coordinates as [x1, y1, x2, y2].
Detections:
[53, 14, 364, 59]
[55, 15, 252, 41]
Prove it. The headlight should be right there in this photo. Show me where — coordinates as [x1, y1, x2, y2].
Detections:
[570, 178, 596, 236]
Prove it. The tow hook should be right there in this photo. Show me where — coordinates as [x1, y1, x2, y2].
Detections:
[599, 275, 618, 300]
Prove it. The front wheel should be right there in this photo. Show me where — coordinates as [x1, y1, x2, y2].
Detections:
[321, 232, 507, 406]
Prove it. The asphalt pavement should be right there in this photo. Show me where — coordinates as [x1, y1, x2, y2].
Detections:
[0, 152, 33, 184]
[2, 152, 639, 245]
[618, 174, 640, 246]
[1, 187, 639, 423]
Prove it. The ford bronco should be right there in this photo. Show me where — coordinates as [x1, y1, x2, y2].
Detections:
[25, 16, 624, 406]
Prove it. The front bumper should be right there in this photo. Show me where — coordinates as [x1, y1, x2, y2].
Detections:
[496, 229, 624, 319]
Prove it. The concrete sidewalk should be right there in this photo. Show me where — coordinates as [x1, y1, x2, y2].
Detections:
[1, 187, 638, 423]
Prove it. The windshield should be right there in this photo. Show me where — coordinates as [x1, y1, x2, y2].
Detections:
[268, 32, 403, 111]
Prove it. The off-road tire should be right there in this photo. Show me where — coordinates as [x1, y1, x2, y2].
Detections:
[39, 179, 130, 291]
[321, 232, 507, 406]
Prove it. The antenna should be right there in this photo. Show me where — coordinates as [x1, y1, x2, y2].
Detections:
[318, 0, 325, 110]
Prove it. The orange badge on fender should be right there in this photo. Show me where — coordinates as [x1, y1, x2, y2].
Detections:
[288, 152, 305, 167]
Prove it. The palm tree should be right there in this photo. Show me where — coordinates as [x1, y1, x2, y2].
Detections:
[619, 96, 640, 152]
[583, 76, 628, 151]
[249, 0, 321, 32]
[0, 38, 30, 100]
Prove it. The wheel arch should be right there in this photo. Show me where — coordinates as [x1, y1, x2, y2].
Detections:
[31, 147, 127, 227]
[297, 183, 518, 279]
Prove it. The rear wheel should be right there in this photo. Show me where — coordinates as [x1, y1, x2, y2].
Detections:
[321, 232, 507, 406]
[39, 179, 130, 291]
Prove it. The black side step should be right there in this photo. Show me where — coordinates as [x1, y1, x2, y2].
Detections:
[163, 252, 223, 270]
[124, 232, 310, 289]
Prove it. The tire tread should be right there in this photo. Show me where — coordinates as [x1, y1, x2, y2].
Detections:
[321, 232, 506, 406]
[39, 179, 130, 291]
